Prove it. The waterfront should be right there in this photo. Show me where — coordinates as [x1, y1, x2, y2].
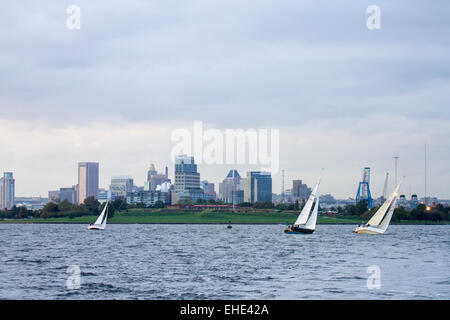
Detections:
[0, 224, 448, 299]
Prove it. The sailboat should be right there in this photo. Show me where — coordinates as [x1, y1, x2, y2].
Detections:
[354, 181, 402, 234]
[88, 202, 108, 230]
[285, 177, 321, 234]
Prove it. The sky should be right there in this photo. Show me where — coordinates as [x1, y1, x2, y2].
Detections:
[1, 0, 449, 199]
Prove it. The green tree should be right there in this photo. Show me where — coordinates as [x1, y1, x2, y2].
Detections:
[83, 196, 100, 214]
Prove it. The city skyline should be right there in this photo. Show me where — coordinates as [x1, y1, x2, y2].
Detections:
[1, 1, 449, 199]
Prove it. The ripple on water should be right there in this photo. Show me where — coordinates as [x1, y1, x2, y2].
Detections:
[0, 224, 448, 299]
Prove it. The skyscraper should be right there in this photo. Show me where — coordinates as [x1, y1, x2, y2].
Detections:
[244, 171, 272, 203]
[218, 170, 241, 203]
[0, 172, 15, 210]
[172, 155, 204, 204]
[77, 162, 99, 204]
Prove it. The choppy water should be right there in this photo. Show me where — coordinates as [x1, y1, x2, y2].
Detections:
[0, 224, 449, 299]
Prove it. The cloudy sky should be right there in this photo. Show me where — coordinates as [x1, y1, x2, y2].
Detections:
[1, 0, 449, 199]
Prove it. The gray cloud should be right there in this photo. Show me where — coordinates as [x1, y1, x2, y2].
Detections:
[0, 1, 449, 198]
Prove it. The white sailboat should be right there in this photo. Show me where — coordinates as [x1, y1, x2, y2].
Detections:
[355, 181, 402, 234]
[88, 203, 108, 230]
[285, 177, 321, 234]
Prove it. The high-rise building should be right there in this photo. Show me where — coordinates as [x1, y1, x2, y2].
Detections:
[77, 162, 99, 204]
[145, 164, 170, 191]
[172, 155, 205, 204]
[244, 171, 272, 203]
[218, 170, 241, 203]
[292, 180, 311, 202]
[110, 176, 134, 198]
[174, 155, 200, 192]
[0, 172, 15, 210]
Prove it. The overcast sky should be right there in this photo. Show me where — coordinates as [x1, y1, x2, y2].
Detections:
[1, 0, 449, 199]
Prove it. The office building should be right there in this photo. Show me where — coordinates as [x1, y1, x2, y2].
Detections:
[292, 180, 311, 202]
[218, 170, 241, 203]
[244, 171, 272, 203]
[201, 180, 216, 199]
[0, 172, 15, 210]
[110, 176, 134, 198]
[127, 190, 170, 207]
[78, 162, 99, 204]
[172, 155, 207, 204]
[145, 164, 170, 191]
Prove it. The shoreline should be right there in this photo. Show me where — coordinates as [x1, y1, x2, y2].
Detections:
[1, 220, 449, 225]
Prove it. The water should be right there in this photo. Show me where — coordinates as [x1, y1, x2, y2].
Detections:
[0, 224, 449, 299]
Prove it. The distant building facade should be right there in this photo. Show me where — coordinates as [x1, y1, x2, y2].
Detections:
[145, 164, 170, 191]
[78, 162, 99, 204]
[292, 180, 311, 202]
[110, 176, 134, 198]
[244, 171, 272, 203]
[0, 172, 15, 210]
[201, 180, 216, 199]
[218, 170, 241, 203]
[172, 155, 208, 204]
[59, 186, 78, 204]
[127, 191, 170, 206]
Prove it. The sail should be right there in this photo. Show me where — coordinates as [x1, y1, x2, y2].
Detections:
[294, 178, 320, 226]
[366, 181, 402, 227]
[93, 203, 108, 226]
[378, 197, 398, 231]
[304, 195, 319, 230]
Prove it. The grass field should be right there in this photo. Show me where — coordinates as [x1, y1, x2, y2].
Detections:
[1, 208, 447, 224]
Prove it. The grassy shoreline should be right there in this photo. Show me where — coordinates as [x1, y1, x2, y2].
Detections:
[1, 209, 448, 225]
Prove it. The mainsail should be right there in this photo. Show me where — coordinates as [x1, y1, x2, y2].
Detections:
[304, 195, 319, 230]
[378, 197, 398, 231]
[93, 204, 108, 227]
[366, 181, 402, 227]
[294, 178, 320, 226]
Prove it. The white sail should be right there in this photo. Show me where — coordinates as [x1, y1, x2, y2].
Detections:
[93, 204, 108, 227]
[294, 178, 320, 226]
[366, 181, 402, 227]
[378, 197, 398, 231]
[304, 195, 319, 230]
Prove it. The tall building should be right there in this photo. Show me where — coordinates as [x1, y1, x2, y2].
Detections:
[218, 170, 241, 203]
[292, 180, 311, 202]
[0, 172, 15, 210]
[174, 155, 200, 192]
[110, 176, 134, 198]
[172, 155, 206, 204]
[77, 162, 99, 204]
[145, 164, 170, 191]
[244, 171, 272, 203]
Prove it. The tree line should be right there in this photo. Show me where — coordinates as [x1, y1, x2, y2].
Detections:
[333, 200, 450, 222]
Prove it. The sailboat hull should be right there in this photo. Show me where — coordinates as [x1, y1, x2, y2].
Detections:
[354, 226, 385, 234]
[88, 224, 105, 230]
[284, 227, 314, 234]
